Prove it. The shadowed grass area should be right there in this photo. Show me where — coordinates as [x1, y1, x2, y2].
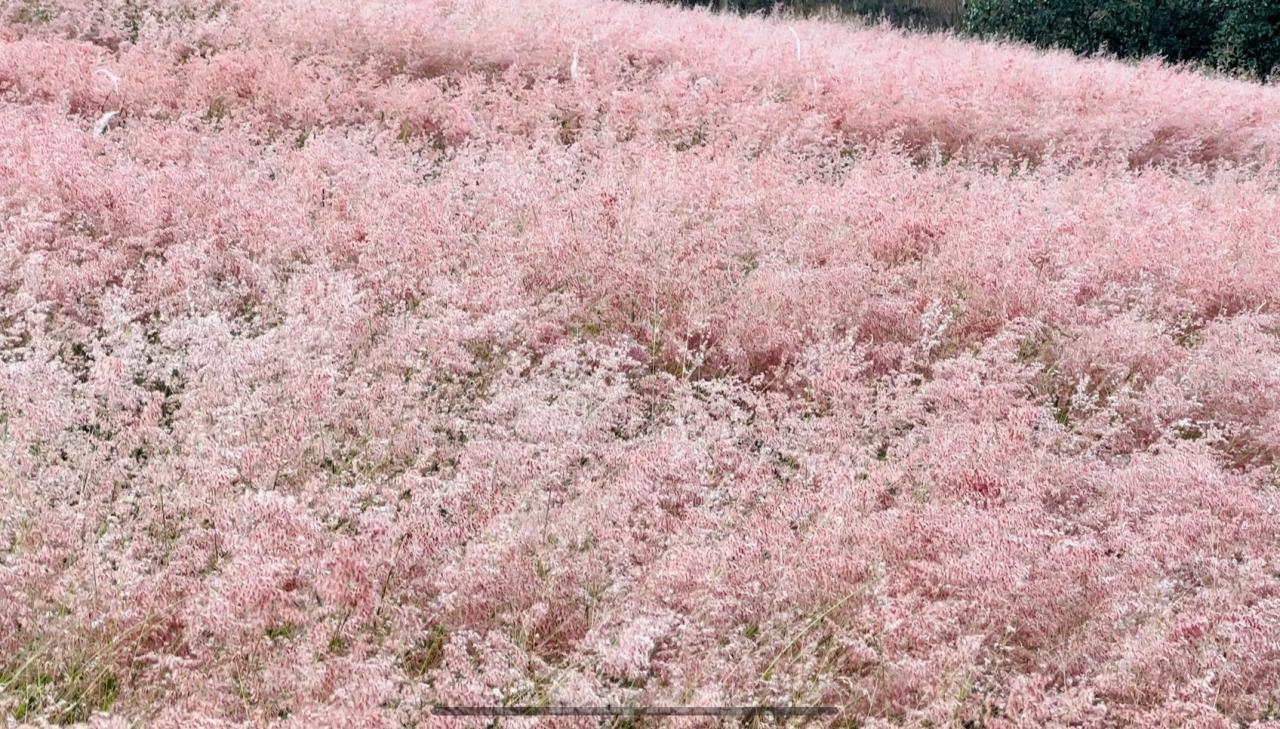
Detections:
[3, 653, 122, 723]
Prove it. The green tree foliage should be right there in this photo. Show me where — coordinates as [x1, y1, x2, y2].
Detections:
[665, 0, 1279, 80]
[964, 0, 1280, 80]
[1212, 1, 1280, 78]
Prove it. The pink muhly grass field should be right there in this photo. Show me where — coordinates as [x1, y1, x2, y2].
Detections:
[3, 0, 1280, 725]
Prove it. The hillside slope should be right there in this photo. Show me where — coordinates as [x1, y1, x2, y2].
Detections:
[3, 0, 1280, 725]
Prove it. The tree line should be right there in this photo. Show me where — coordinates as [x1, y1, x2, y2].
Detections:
[660, 0, 1280, 80]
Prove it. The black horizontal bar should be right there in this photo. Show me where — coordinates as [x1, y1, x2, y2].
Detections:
[433, 706, 838, 717]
